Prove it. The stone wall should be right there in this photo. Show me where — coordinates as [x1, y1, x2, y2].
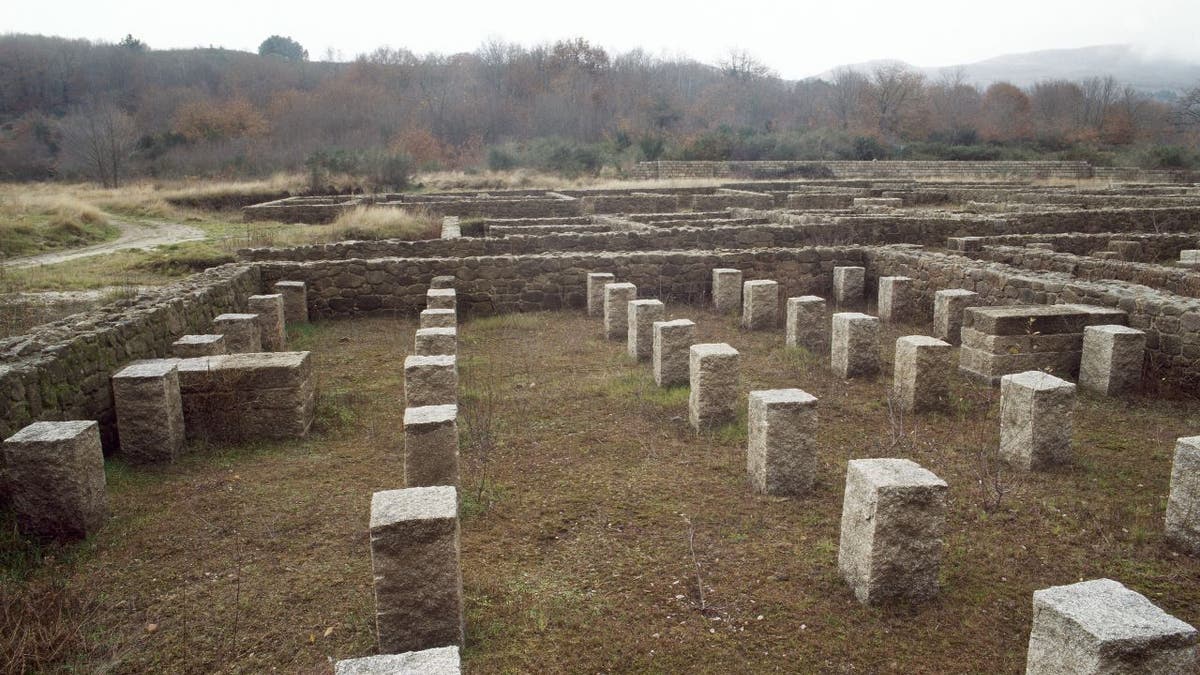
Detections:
[256, 247, 866, 319]
[631, 160, 1098, 180]
[952, 232, 1197, 261]
[972, 246, 1200, 299]
[864, 247, 1200, 386]
[0, 264, 262, 451]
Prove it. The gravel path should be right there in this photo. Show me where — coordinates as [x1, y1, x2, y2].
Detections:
[2, 217, 207, 268]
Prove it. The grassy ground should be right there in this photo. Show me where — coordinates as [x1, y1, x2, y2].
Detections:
[2, 305, 1198, 673]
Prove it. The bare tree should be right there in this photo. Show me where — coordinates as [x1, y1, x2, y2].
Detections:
[718, 48, 776, 81]
[1079, 75, 1119, 133]
[1177, 86, 1200, 129]
[827, 67, 869, 131]
[869, 63, 925, 138]
[56, 101, 138, 187]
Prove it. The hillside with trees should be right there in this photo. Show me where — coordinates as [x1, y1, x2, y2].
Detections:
[1, 33, 1199, 186]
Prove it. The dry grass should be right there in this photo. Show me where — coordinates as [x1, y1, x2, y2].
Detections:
[0, 191, 116, 258]
[326, 206, 439, 242]
[2, 308, 1198, 672]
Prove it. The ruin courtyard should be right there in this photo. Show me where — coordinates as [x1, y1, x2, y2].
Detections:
[4, 160, 1200, 672]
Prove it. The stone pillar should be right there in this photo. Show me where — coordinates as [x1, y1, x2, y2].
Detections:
[877, 276, 913, 323]
[427, 288, 457, 312]
[653, 319, 695, 388]
[603, 282, 637, 340]
[627, 299, 665, 361]
[415, 327, 457, 357]
[786, 296, 826, 352]
[1166, 436, 1200, 555]
[587, 272, 615, 316]
[999, 370, 1075, 470]
[273, 280, 309, 324]
[404, 355, 458, 407]
[933, 289, 979, 345]
[1179, 250, 1200, 269]
[420, 309, 456, 329]
[335, 647, 461, 675]
[832, 266, 865, 307]
[172, 334, 227, 358]
[747, 389, 818, 496]
[248, 294, 286, 352]
[404, 404, 459, 488]
[212, 313, 262, 353]
[2, 421, 108, 541]
[893, 336, 953, 414]
[831, 312, 880, 379]
[688, 343, 740, 431]
[1027, 578, 1198, 674]
[712, 268, 743, 314]
[430, 276, 456, 290]
[837, 458, 947, 605]
[370, 486, 463, 654]
[112, 361, 185, 464]
[742, 280, 779, 330]
[1079, 325, 1145, 396]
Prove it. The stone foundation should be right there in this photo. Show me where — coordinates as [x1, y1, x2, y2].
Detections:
[587, 272, 615, 316]
[712, 268, 743, 314]
[831, 312, 880, 379]
[689, 343, 740, 430]
[404, 404, 459, 488]
[653, 319, 695, 387]
[420, 309, 457, 329]
[893, 336, 952, 413]
[404, 355, 458, 407]
[837, 458, 947, 605]
[833, 266, 865, 307]
[415, 328, 457, 357]
[999, 370, 1075, 470]
[2, 421, 107, 541]
[742, 280, 779, 330]
[248, 294, 286, 352]
[603, 282, 637, 340]
[747, 389, 818, 496]
[370, 486, 464, 654]
[273, 280, 309, 324]
[1027, 579, 1197, 674]
[932, 289, 979, 345]
[175, 352, 316, 442]
[212, 313, 263, 353]
[627, 299, 665, 361]
[877, 276, 913, 323]
[427, 288, 457, 312]
[172, 334, 227, 358]
[112, 361, 185, 464]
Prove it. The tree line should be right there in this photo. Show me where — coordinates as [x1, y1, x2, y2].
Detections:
[1, 33, 1198, 186]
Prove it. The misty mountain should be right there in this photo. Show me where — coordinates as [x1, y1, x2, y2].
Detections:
[812, 45, 1200, 97]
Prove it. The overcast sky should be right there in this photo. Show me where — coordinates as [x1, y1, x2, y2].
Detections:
[7, 0, 1199, 78]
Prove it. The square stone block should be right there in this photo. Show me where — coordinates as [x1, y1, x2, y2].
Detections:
[1000, 370, 1075, 470]
[689, 343, 740, 431]
[415, 327, 457, 357]
[603, 283, 637, 340]
[838, 458, 947, 605]
[831, 312, 880, 379]
[176, 352, 316, 441]
[712, 268, 743, 314]
[212, 313, 262, 353]
[786, 296, 826, 352]
[112, 360, 185, 464]
[627, 300, 665, 361]
[747, 389, 818, 496]
[3, 421, 108, 541]
[172, 334, 227, 358]
[335, 647, 461, 675]
[893, 336, 953, 414]
[742, 280, 779, 330]
[1079, 325, 1145, 396]
[877, 276, 913, 323]
[420, 309, 456, 329]
[586, 273, 615, 316]
[933, 289, 980, 345]
[653, 319, 695, 388]
[370, 487, 463, 654]
[404, 404, 459, 488]
[430, 275, 456, 290]
[427, 288, 457, 312]
[1166, 436, 1200, 555]
[1027, 578, 1197, 674]
[273, 280, 309, 324]
[832, 267, 865, 306]
[405, 355, 458, 407]
[248, 294, 286, 352]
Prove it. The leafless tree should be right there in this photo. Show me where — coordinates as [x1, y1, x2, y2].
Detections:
[827, 67, 869, 131]
[718, 48, 776, 81]
[869, 63, 925, 137]
[1176, 86, 1200, 129]
[1079, 75, 1119, 132]
[56, 101, 138, 187]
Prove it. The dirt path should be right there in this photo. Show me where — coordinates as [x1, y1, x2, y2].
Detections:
[1, 216, 207, 269]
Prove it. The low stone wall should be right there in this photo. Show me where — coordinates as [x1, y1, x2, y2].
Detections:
[950, 232, 1197, 261]
[631, 160, 1097, 180]
[256, 247, 866, 319]
[972, 246, 1200, 299]
[864, 247, 1200, 386]
[0, 264, 262, 451]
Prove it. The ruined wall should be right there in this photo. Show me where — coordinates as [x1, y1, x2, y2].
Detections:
[632, 160, 1097, 180]
[972, 246, 1200, 299]
[256, 247, 866, 319]
[0, 264, 262, 450]
[864, 247, 1200, 385]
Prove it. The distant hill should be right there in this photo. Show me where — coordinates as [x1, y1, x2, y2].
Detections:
[812, 45, 1200, 97]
